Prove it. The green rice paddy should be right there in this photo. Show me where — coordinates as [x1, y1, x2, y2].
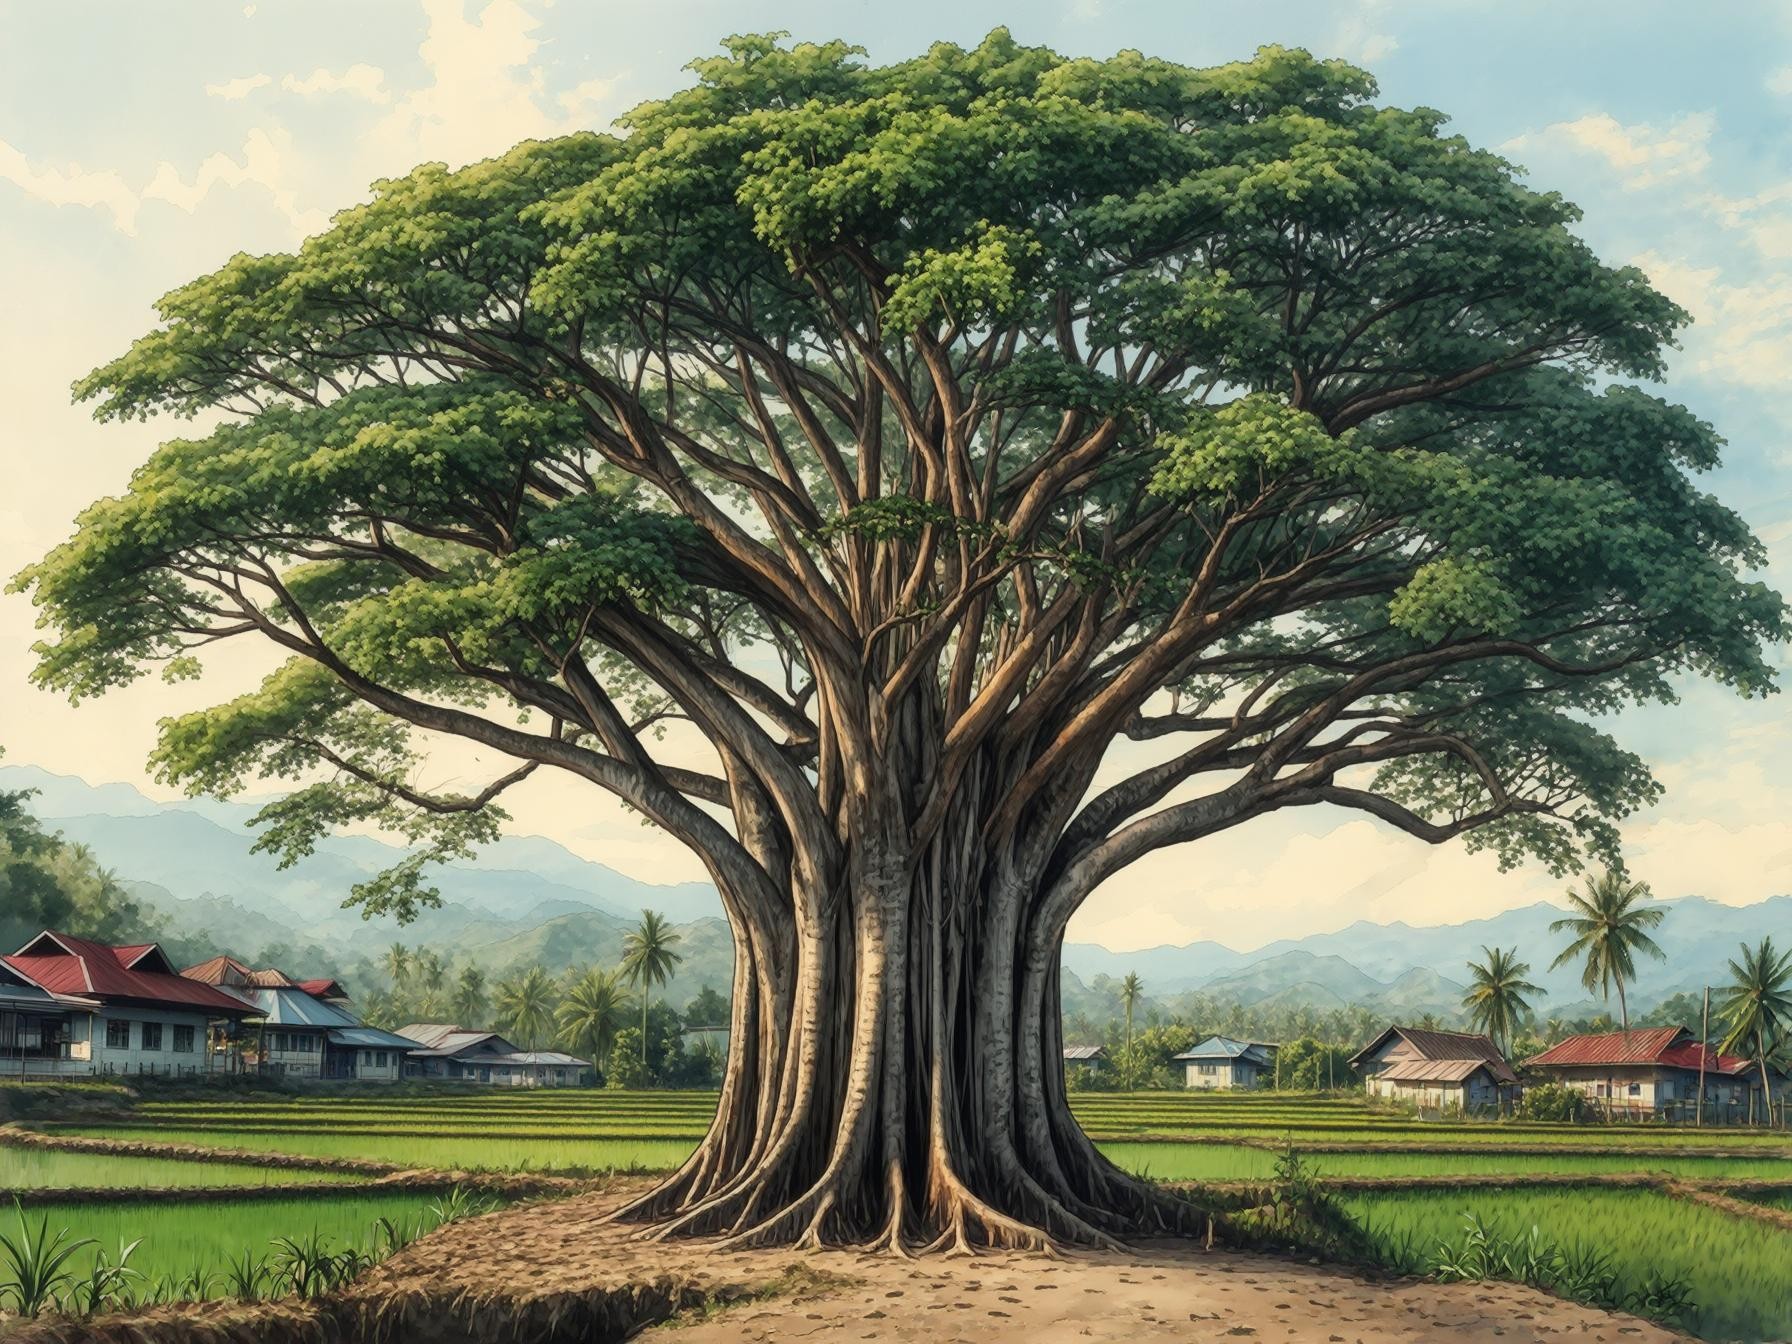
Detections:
[5, 1191, 458, 1291]
[0, 1146, 357, 1189]
[13, 1089, 1792, 1339]
[1343, 1186, 1792, 1343]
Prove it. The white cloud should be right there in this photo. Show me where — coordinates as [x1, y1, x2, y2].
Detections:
[0, 138, 140, 233]
[142, 128, 328, 237]
[1768, 66, 1792, 96]
[282, 64, 390, 103]
[1634, 249, 1792, 394]
[205, 73, 272, 101]
[1505, 111, 1714, 191]
[362, 0, 622, 173]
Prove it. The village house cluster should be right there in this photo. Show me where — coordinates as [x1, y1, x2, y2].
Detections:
[0, 930, 591, 1087]
[1067, 1021, 1789, 1118]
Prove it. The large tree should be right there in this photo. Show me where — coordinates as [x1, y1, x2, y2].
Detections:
[17, 34, 1784, 1251]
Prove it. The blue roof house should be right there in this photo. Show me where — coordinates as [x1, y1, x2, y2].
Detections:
[1171, 1035, 1278, 1090]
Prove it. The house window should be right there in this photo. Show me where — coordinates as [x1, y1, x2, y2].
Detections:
[141, 1022, 163, 1051]
[375, 1051, 388, 1067]
[106, 1019, 131, 1050]
[1198, 1063, 1217, 1075]
[1628, 1082, 1642, 1097]
[172, 1025, 195, 1053]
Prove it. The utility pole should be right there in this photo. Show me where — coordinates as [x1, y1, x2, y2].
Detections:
[1697, 986, 1710, 1129]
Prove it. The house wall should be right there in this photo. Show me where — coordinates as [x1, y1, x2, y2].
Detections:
[89, 1007, 217, 1077]
[1537, 1065, 1751, 1108]
[354, 1048, 403, 1082]
[261, 1028, 326, 1078]
[1368, 1072, 1497, 1111]
[1184, 1059, 1262, 1090]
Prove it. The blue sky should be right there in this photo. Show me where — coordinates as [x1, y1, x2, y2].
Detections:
[2, 1, 1789, 950]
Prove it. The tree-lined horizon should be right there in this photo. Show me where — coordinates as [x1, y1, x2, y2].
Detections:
[17, 31, 1784, 1251]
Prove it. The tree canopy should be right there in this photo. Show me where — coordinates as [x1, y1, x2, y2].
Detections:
[16, 30, 1786, 1249]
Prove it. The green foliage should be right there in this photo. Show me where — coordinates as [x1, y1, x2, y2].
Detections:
[1461, 946, 1542, 1053]
[605, 1030, 653, 1089]
[1513, 1082, 1588, 1123]
[1274, 1036, 1357, 1091]
[1717, 936, 1792, 1078]
[0, 756, 164, 953]
[493, 966, 558, 1051]
[12, 30, 1789, 943]
[1549, 868, 1666, 1028]
[556, 967, 629, 1072]
[0, 1199, 94, 1317]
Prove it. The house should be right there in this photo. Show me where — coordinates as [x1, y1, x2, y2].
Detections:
[1172, 1036, 1278, 1090]
[1525, 1026, 1757, 1114]
[0, 958, 97, 1078]
[1, 932, 261, 1077]
[397, 1024, 590, 1087]
[1062, 1044, 1107, 1080]
[183, 955, 414, 1082]
[1349, 1026, 1518, 1112]
[237, 987, 416, 1082]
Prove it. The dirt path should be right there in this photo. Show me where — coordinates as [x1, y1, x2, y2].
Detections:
[351, 1188, 1685, 1344]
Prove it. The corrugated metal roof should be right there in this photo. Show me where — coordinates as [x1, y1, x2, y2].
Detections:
[246, 987, 361, 1029]
[328, 1026, 420, 1050]
[488, 1051, 591, 1067]
[396, 1023, 464, 1049]
[1062, 1045, 1105, 1060]
[1378, 1058, 1503, 1084]
[1173, 1035, 1277, 1063]
[1527, 1027, 1684, 1068]
[5, 932, 259, 1016]
[1527, 1027, 1753, 1075]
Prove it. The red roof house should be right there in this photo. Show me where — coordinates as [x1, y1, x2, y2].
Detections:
[7, 932, 259, 1018]
[1525, 1026, 1757, 1111]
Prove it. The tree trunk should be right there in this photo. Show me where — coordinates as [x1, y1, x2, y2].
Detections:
[607, 815, 1203, 1252]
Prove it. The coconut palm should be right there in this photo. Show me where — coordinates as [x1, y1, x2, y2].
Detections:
[1717, 937, 1792, 1115]
[1549, 868, 1665, 1030]
[1461, 946, 1542, 1054]
[493, 967, 557, 1051]
[382, 943, 410, 988]
[557, 968, 629, 1072]
[1119, 973, 1143, 1059]
[622, 910, 684, 1063]
[414, 949, 447, 1013]
[451, 965, 488, 1029]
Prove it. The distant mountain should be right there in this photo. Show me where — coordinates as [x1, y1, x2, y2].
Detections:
[1065, 893, 1792, 1017]
[1, 764, 723, 942]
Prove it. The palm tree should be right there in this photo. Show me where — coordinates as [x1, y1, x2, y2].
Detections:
[382, 943, 410, 988]
[622, 909, 684, 1063]
[451, 965, 488, 1028]
[1119, 972, 1143, 1060]
[557, 968, 629, 1072]
[1717, 937, 1792, 1117]
[1549, 868, 1665, 1030]
[494, 966, 557, 1051]
[1461, 946, 1542, 1054]
[415, 949, 447, 1013]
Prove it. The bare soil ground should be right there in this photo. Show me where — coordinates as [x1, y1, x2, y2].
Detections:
[6, 1184, 1689, 1343]
[363, 1186, 1686, 1344]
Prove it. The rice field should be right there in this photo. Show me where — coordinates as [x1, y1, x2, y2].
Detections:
[1343, 1186, 1792, 1343]
[0, 1146, 358, 1189]
[1, 1191, 460, 1291]
[1104, 1140, 1792, 1183]
[14, 1090, 1792, 1340]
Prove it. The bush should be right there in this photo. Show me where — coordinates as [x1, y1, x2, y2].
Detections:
[1514, 1082, 1587, 1122]
[605, 1031, 653, 1089]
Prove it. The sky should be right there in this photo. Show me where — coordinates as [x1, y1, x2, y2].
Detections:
[2, 1, 1790, 953]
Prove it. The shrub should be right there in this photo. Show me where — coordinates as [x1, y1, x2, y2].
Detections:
[1515, 1082, 1587, 1123]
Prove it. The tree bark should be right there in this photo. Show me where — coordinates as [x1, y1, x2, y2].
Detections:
[607, 802, 1203, 1253]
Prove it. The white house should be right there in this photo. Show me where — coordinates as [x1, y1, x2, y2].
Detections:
[1525, 1026, 1757, 1115]
[2, 932, 261, 1077]
[1172, 1036, 1278, 1090]
[398, 1024, 590, 1087]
